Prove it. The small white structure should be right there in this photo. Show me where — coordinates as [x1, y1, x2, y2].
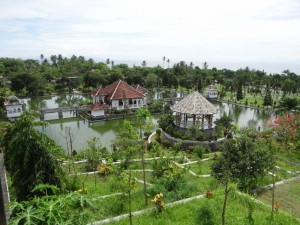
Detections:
[205, 86, 218, 100]
[90, 103, 106, 117]
[4, 96, 23, 120]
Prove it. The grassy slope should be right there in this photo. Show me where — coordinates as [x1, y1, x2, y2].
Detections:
[108, 189, 300, 225]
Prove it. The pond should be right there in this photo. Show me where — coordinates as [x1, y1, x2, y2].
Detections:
[34, 94, 273, 152]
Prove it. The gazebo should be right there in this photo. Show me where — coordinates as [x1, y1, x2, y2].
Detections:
[171, 91, 218, 129]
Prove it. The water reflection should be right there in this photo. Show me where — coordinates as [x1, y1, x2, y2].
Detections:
[33, 93, 273, 151]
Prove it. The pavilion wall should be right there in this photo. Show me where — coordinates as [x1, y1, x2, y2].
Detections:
[174, 125, 216, 138]
[161, 131, 226, 151]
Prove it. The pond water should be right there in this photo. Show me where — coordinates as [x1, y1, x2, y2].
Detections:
[34, 94, 273, 152]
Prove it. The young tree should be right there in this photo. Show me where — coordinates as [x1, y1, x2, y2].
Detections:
[2, 113, 64, 201]
[263, 85, 273, 107]
[134, 108, 154, 206]
[211, 133, 272, 225]
[236, 82, 243, 101]
[83, 137, 108, 186]
[113, 120, 139, 225]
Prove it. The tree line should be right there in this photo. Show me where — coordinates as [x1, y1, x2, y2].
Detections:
[0, 55, 299, 97]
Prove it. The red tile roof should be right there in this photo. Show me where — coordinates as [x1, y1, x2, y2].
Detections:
[91, 80, 145, 100]
[136, 85, 149, 95]
[91, 103, 107, 111]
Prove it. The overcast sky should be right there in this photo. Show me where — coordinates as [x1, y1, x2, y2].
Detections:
[1, 0, 300, 73]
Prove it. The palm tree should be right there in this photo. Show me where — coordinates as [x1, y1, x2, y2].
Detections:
[203, 61, 208, 70]
[106, 58, 110, 69]
[142, 60, 147, 67]
[111, 60, 114, 69]
[162, 56, 166, 68]
[167, 59, 170, 68]
[276, 97, 300, 115]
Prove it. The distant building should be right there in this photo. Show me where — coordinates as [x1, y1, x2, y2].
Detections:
[205, 85, 218, 101]
[4, 96, 23, 120]
[90, 80, 148, 117]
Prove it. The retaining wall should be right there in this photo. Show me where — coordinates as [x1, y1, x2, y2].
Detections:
[161, 131, 226, 151]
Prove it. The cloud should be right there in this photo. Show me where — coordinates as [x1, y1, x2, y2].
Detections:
[0, 0, 299, 73]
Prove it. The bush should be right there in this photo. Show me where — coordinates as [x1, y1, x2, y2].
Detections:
[195, 204, 215, 225]
[173, 142, 182, 152]
[187, 146, 195, 154]
[156, 129, 162, 136]
[194, 145, 204, 159]
[162, 140, 172, 148]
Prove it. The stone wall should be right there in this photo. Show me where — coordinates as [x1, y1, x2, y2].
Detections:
[174, 125, 216, 138]
[0, 153, 9, 225]
[161, 131, 225, 151]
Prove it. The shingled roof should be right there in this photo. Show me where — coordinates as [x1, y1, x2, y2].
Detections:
[91, 80, 146, 100]
[135, 84, 148, 95]
[171, 91, 218, 115]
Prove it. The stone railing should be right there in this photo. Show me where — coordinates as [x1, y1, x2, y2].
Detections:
[161, 131, 226, 151]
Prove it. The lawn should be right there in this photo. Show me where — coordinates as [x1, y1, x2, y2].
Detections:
[106, 189, 300, 225]
[256, 177, 300, 219]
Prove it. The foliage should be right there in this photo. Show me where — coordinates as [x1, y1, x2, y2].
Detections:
[276, 97, 300, 114]
[272, 113, 300, 151]
[82, 137, 108, 172]
[211, 133, 272, 192]
[263, 85, 273, 106]
[148, 100, 163, 112]
[151, 156, 173, 179]
[98, 163, 111, 176]
[151, 193, 165, 213]
[112, 120, 139, 169]
[8, 189, 95, 225]
[214, 115, 233, 134]
[158, 113, 175, 131]
[2, 113, 64, 201]
[195, 203, 215, 225]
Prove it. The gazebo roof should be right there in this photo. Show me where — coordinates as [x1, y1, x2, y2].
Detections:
[171, 91, 218, 115]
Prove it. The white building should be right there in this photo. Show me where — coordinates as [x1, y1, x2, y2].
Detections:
[205, 86, 218, 100]
[91, 80, 148, 117]
[4, 96, 23, 120]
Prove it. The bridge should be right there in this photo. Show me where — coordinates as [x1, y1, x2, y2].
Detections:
[39, 105, 89, 120]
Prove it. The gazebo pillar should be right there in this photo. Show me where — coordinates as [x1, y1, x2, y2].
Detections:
[193, 114, 196, 126]
[208, 115, 213, 128]
[201, 115, 204, 129]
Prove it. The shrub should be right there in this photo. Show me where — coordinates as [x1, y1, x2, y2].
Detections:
[144, 130, 152, 138]
[162, 140, 172, 148]
[195, 204, 215, 225]
[98, 163, 111, 176]
[173, 142, 182, 152]
[156, 129, 162, 136]
[194, 145, 204, 159]
[151, 193, 165, 213]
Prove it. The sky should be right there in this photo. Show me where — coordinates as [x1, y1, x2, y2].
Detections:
[0, 0, 300, 74]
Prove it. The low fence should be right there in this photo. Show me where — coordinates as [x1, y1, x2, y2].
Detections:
[161, 131, 226, 151]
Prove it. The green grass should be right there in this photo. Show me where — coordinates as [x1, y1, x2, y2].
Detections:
[106, 189, 300, 225]
[256, 177, 300, 219]
[186, 160, 213, 175]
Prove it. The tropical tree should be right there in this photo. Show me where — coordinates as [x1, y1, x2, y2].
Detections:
[276, 97, 299, 115]
[11, 72, 45, 96]
[211, 132, 272, 225]
[2, 113, 64, 201]
[263, 85, 273, 107]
